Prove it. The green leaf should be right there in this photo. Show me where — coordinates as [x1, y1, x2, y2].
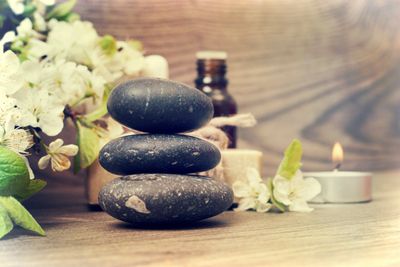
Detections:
[0, 146, 30, 196]
[0, 15, 5, 28]
[99, 35, 117, 56]
[268, 179, 286, 212]
[64, 12, 80, 22]
[83, 105, 108, 123]
[276, 139, 303, 180]
[45, 0, 76, 20]
[0, 205, 13, 239]
[75, 121, 100, 172]
[73, 143, 81, 173]
[84, 84, 113, 122]
[0, 196, 45, 236]
[15, 179, 47, 202]
[23, 4, 36, 17]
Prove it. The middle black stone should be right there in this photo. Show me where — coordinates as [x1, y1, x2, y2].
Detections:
[99, 134, 221, 175]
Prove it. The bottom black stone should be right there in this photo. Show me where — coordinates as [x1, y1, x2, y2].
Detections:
[99, 174, 233, 225]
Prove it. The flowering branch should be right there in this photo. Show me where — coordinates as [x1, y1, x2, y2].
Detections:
[0, 0, 150, 239]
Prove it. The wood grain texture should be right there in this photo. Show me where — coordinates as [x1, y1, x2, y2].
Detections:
[72, 0, 400, 173]
[1, 171, 400, 267]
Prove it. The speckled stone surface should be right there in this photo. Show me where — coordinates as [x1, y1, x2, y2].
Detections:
[99, 134, 221, 175]
[99, 174, 233, 224]
[107, 78, 214, 133]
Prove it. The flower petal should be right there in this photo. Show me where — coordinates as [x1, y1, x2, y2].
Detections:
[289, 199, 314, 212]
[256, 202, 272, 213]
[0, 31, 16, 53]
[246, 168, 262, 185]
[48, 139, 64, 152]
[38, 155, 51, 170]
[39, 113, 64, 136]
[292, 170, 303, 180]
[51, 154, 71, 172]
[0, 50, 23, 95]
[234, 198, 256, 212]
[257, 183, 271, 203]
[232, 181, 251, 198]
[7, 0, 24, 14]
[22, 156, 35, 179]
[40, 0, 55, 5]
[57, 144, 79, 156]
[273, 176, 292, 205]
[298, 177, 322, 201]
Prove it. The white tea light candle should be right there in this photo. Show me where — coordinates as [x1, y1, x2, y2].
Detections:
[304, 171, 372, 203]
[304, 142, 372, 203]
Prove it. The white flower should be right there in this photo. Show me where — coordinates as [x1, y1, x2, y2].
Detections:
[0, 31, 16, 53]
[25, 39, 55, 61]
[0, 119, 33, 156]
[4, 128, 33, 155]
[89, 41, 145, 82]
[232, 168, 272, 213]
[19, 59, 43, 86]
[38, 139, 78, 172]
[273, 170, 321, 212]
[46, 20, 99, 64]
[48, 61, 104, 105]
[0, 92, 22, 125]
[7, 0, 55, 15]
[13, 89, 65, 136]
[33, 12, 47, 32]
[16, 18, 40, 39]
[20, 59, 105, 107]
[7, 0, 24, 14]
[37, 0, 55, 6]
[0, 50, 23, 95]
[116, 41, 145, 76]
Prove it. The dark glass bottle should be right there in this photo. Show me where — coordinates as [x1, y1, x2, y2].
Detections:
[195, 51, 238, 148]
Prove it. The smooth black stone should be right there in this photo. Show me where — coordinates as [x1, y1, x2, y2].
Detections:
[107, 78, 214, 133]
[98, 174, 233, 224]
[99, 134, 221, 175]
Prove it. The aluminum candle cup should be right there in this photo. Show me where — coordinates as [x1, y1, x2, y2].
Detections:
[303, 171, 372, 203]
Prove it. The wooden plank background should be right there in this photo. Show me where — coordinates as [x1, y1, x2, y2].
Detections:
[74, 0, 400, 174]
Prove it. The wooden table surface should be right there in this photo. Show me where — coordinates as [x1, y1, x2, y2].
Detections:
[1, 171, 400, 267]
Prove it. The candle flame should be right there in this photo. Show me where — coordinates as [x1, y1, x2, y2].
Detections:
[332, 142, 344, 167]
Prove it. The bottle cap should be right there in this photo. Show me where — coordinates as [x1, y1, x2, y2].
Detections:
[196, 51, 227, 60]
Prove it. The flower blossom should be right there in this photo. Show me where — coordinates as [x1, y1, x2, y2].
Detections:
[273, 170, 321, 212]
[0, 118, 33, 156]
[14, 89, 65, 136]
[16, 18, 41, 39]
[0, 50, 23, 95]
[7, 0, 55, 15]
[232, 168, 272, 213]
[7, 0, 24, 14]
[38, 139, 78, 172]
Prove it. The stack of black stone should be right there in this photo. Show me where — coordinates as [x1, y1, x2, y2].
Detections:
[98, 78, 233, 225]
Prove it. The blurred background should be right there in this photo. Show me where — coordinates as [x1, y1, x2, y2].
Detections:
[74, 0, 400, 173]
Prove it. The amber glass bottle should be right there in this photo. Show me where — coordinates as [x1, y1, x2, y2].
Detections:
[195, 51, 238, 148]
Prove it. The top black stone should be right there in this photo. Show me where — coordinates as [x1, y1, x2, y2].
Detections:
[107, 78, 214, 133]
